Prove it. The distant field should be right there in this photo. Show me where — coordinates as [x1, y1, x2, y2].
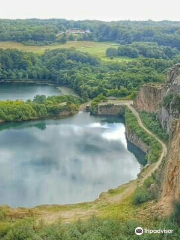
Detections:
[0, 41, 133, 62]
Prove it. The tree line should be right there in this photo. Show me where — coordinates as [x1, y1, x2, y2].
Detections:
[106, 42, 180, 59]
[0, 95, 80, 122]
[0, 48, 177, 100]
[1, 19, 180, 49]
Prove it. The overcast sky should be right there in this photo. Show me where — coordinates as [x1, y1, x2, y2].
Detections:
[0, 0, 179, 21]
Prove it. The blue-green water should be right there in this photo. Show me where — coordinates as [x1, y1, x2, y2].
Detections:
[0, 83, 145, 207]
[0, 82, 61, 101]
[0, 112, 145, 208]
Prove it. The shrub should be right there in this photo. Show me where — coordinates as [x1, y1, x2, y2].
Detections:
[133, 187, 152, 205]
[170, 201, 180, 225]
[140, 112, 169, 142]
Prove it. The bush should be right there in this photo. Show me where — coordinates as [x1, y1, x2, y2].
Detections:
[144, 175, 155, 189]
[170, 201, 180, 225]
[133, 187, 152, 205]
[140, 112, 169, 142]
[3, 221, 38, 240]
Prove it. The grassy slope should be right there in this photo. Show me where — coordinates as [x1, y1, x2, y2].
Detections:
[0, 41, 133, 62]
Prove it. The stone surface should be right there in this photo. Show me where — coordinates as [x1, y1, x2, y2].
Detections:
[133, 84, 166, 113]
[97, 104, 125, 116]
[161, 119, 180, 201]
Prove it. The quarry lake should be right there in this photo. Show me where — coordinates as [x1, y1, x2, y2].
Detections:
[0, 82, 61, 101]
[0, 112, 145, 208]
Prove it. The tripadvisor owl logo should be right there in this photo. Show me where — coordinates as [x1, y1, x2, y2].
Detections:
[135, 227, 143, 235]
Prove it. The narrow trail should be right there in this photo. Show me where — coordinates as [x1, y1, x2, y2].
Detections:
[100, 100, 168, 204]
[127, 104, 167, 180]
[101, 100, 167, 180]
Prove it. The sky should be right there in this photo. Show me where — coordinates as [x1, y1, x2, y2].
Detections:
[0, 0, 180, 21]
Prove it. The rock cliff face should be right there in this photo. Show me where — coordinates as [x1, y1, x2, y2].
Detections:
[126, 127, 149, 155]
[161, 119, 180, 202]
[157, 104, 180, 134]
[157, 64, 180, 133]
[167, 63, 180, 94]
[133, 84, 166, 113]
[134, 64, 180, 133]
[134, 64, 180, 206]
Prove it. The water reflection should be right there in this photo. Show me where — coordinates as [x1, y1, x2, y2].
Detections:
[0, 112, 144, 207]
[0, 82, 61, 101]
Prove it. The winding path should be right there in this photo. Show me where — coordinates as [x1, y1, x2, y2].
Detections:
[126, 103, 167, 180]
[103, 100, 167, 179]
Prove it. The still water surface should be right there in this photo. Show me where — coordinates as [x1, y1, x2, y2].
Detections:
[0, 112, 145, 208]
[0, 82, 61, 101]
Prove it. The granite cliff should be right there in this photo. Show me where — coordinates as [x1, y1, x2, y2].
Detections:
[134, 64, 180, 208]
[133, 84, 166, 113]
[161, 119, 180, 202]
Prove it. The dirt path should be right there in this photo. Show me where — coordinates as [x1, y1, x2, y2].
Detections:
[36, 101, 167, 223]
[127, 104, 167, 180]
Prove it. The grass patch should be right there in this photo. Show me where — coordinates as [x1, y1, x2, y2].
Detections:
[0, 41, 137, 62]
[107, 185, 127, 196]
[98, 194, 138, 220]
[0, 41, 119, 59]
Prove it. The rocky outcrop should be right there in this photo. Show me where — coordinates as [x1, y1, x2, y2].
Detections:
[97, 103, 125, 116]
[132, 63, 180, 208]
[133, 84, 166, 113]
[134, 64, 180, 134]
[157, 64, 180, 133]
[167, 63, 180, 94]
[157, 106, 179, 134]
[126, 127, 149, 155]
[161, 119, 180, 202]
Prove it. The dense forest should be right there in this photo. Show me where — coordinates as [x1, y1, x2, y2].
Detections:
[1, 19, 180, 49]
[0, 48, 177, 100]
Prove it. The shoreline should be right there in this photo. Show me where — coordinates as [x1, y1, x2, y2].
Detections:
[0, 109, 149, 210]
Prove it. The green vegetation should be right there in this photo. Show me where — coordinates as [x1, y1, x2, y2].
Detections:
[0, 41, 118, 59]
[140, 112, 169, 142]
[133, 173, 157, 205]
[163, 92, 180, 112]
[1, 19, 180, 51]
[133, 187, 153, 205]
[171, 202, 180, 226]
[0, 19, 180, 238]
[90, 94, 107, 115]
[0, 48, 173, 101]
[125, 110, 162, 163]
[0, 95, 80, 122]
[0, 216, 180, 240]
[106, 42, 180, 60]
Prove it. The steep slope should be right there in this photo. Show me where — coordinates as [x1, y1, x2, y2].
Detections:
[162, 119, 180, 201]
[134, 63, 180, 213]
[133, 84, 166, 113]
